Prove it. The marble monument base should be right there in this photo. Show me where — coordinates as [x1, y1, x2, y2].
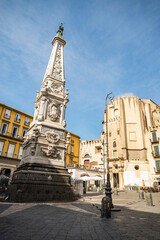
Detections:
[8, 163, 76, 202]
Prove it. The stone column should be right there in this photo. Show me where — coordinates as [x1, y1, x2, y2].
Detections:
[38, 97, 46, 121]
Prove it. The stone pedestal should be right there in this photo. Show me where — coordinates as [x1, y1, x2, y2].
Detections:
[8, 163, 76, 202]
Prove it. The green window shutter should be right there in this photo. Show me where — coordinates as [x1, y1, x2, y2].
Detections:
[154, 146, 159, 156]
[152, 132, 157, 142]
[156, 160, 160, 172]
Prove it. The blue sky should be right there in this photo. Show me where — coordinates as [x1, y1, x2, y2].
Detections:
[0, 0, 160, 140]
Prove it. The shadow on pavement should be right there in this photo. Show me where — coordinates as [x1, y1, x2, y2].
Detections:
[0, 203, 12, 214]
[0, 202, 159, 240]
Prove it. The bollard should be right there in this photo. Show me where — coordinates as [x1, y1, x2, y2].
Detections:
[101, 196, 111, 218]
[114, 188, 118, 195]
[139, 190, 144, 199]
[146, 192, 153, 206]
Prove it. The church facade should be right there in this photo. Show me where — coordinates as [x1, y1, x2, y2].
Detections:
[102, 96, 160, 189]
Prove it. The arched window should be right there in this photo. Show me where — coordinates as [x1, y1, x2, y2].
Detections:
[113, 141, 116, 147]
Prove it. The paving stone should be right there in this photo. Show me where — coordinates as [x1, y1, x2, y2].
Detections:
[0, 191, 160, 240]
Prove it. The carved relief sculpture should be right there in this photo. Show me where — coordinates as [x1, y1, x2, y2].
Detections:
[41, 131, 61, 158]
[48, 102, 60, 121]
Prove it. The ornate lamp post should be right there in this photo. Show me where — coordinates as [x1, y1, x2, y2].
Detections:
[101, 92, 114, 218]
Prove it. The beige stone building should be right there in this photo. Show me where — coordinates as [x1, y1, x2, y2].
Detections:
[79, 139, 103, 169]
[102, 96, 160, 189]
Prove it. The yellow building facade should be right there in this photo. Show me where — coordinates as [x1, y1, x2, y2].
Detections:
[0, 103, 80, 175]
[66, 132, 80, 167]
[0, 102, 33, 177]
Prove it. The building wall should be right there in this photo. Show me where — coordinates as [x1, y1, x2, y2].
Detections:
[0, 103, 33, 177]
[66, 132, 80, 167]
[79, 139, 103, 168]
[102, 96, 160, 189]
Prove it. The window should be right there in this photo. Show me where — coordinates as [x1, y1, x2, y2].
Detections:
[69, 157, 73, 166]
[4, 109, 11, 119]
[109, 132, 111, 137]
[7, 143, 15, 158]
[153, 145, 160, 157]
[95, 146, 101, 154]
[22, 128, 27, 137]
[0, 141, 4, 156]
[113, 150, 118, 158]
[18, 145, 23, 159]
[71, 136, 74, 142]
[1, 122, 8, 135]
[24, 117, 30, 126]
[155, 160, 160, 172]
[117, 130, 120, 135]
[151, 131, 158, 142]
[113, 141, 116, 147]
[70, 145, 74, 154]
[12, 126, 19, 138]
[15, 113, 21, 123]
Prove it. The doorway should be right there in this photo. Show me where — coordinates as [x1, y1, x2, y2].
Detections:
[113, 173, 119, 188]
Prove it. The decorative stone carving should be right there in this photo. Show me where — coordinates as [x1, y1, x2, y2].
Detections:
[62, 120, 66, 127]
[65, 88, 68, 99]
[41, 81, 48, 94]
[52, 45, 62, 81]
[41, 131, 61, 158]
[38, 97, 46, 121]
[23, 125, 40, 155]
[48, 102, 60, 121]
[45, 144, 60, 157]
[45, 131, 60, 144]
[36, 91, 40, 100]
[50, 82, 63, 94]
[34, 102, 40, 120]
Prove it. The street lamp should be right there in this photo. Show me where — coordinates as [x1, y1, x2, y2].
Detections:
[105, 92, 114, 203]
[101, 92, 115, 218]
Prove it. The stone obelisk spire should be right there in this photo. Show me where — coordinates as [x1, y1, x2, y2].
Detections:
[21, 23, 69, 167]
[8, 25, 76, 202]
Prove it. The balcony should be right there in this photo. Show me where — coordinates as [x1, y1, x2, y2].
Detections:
[150, 138, 159, 144]
[0, 132, 23, 141]
[152, 152, 160, 158]
[0, 152, 22, 160]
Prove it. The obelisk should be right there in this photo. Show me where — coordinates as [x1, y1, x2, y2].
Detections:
[8, 24, 76, 202]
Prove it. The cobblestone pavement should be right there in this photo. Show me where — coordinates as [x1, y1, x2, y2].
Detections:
[0, 191, 160, 240]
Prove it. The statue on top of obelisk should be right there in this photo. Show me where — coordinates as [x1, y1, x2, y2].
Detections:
[8, 25, 76, 202]
[56, 23, 64, 38]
